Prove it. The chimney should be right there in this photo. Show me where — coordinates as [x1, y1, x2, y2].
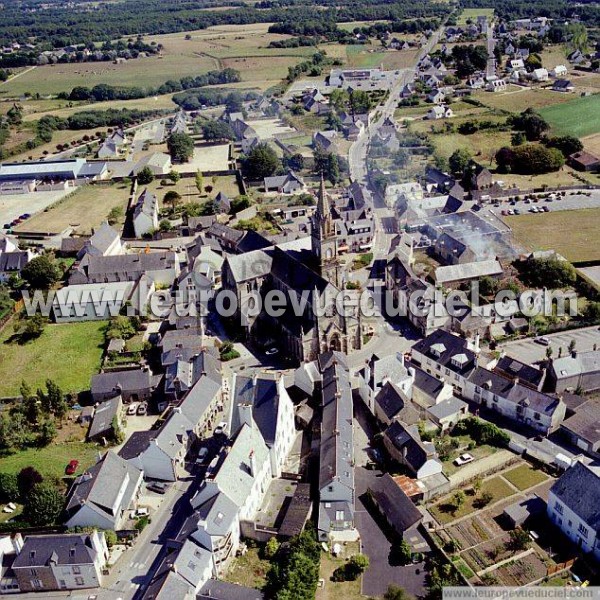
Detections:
[474, 333, 480, 353]
[248, 449, 256, 478]
[571, 350, 578, 359]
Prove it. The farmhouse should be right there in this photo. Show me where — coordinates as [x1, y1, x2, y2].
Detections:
[560, 399, 600, 460]
[427, 105, 454, 120]
[551, 65, 568, 77]
[264, 170, 305, 194]
[552, 79, 574, 92]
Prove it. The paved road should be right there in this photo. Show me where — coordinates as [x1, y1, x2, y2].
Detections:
[499, 325, 600, 364]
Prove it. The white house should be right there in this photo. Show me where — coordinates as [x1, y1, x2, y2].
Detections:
[547, 461, 600, 560]
[551, 64, 567, 77]
[231, 373, 296, 477]
[357, 352, 413, 416]
[532, 68, 549, 82]
[133, 188, 159, 238]
[487, 79, 507, 92]
[65, 451, 143, 531]
[464, 366, 566, 434]
[427, 105, 454, 120]
[0, 234, 35, 283]
[79, 221, 123, 259]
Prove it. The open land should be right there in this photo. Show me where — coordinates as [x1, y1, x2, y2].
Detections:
[0, 320, 107, 397]
[539, 94, 600, 138]
[505, 207, 600, 263]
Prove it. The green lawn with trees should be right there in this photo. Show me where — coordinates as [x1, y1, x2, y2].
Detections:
[539, 95, 600, 138]
[0, 320, 107, 396]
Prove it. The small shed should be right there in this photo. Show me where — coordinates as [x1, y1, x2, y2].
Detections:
[502, 494, 546, 528]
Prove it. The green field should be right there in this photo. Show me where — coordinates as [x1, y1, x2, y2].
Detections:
[539, 94, 600, 137]
[457, 8, 494, 26]
[0, 442, 100, 481]
[0, 320, 107, 397]
[506, 207, 600, 263]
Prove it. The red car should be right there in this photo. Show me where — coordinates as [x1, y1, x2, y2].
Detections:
[65, 460, 79, 475]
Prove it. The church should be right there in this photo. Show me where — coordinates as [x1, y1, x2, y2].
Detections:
[221, 178, 363, 364]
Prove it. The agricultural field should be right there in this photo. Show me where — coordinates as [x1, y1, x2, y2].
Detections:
[473, 86, 575, 113]
[0, 320, 107, 397]
[539, 94, 600, 138]
[1, 23, 316, 99]
[506, 207, 600, 263]
[14, 181, 131, 236]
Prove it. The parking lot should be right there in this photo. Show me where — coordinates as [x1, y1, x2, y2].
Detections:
[499, 325, 600, 364]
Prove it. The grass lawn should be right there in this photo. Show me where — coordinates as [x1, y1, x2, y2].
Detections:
[345, 45, 387, 69]
[223, 546, 269, 591]
[317, 542, 364, 600]
[539, 94, 600, 138]
[457, 8, 494, 26]
[429, 476, 515, 525]
[502, 464, 548, 491]
[506, 207, 600, 263]
[0, 442, 99, 481]
[473, 87, 575, 113]
[0, 320, 107, 396]
[14, 182, 130, 236]
[0, 503, 23, 523]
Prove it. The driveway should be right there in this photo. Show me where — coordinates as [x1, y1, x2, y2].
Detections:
[355, 467, 428, 598]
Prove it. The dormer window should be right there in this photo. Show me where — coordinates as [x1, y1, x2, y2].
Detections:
[451, 353, 469, 369]
[430, 343, 446, 357]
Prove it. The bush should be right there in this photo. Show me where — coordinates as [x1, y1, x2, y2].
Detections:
[24, 482, 63, 526]
[0, 473, 19, 503]
[452, 417, 509, 447]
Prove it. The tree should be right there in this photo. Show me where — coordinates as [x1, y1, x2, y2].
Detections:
[449, 148, 471, 177]
[15, 314, 47, 341]
[195, 170, 204, 194]
[38, 419, 57, 446]
[0, 473, 19, 502]
[243, 142, 280, 179]
[349, 89, 372, 115]
[167, 132, 194, 162]
[568, 339, 576, 353]
[472, 476, 483, 496]
[163, 190, 181, 212]
[17, 467, 43, 501]
[452, 490, 466, 513]
[384, 585, 415, 600]
[104, 529, 118, 547]
[583, 301, 600, 323]
[511, 131, 525, 146]
[508, 528, 531, 551]
[137, 166, 154, 185]
[201, 120, 235, 142]
[21, 255, 60, 289]
[510, 108, 549, 141]
[264, 537, 280, 559]
[24, 482, 63, 526]
[478, 490, 493, 507]
[287, 153, 305, 171]
[496, 144, 564, 175]
[545, 135, 583, 157]
[395, 539, 413, 565]
[167, 170, 181, 184]
[329, 89, 349, 111]
[525, 54, 542, 70]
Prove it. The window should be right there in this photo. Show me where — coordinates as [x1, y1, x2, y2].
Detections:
[335, 510, 345, 521]
[30, 569, 38, 577]
[31, 579, 43, 589]
[75, 577, 85, 586]
[59, 580, 67, 589]
[578, 523, 588, 538]
[72, 566, 81, 575]
[554, 502, 563, 515]
[534, 412, 540, 420]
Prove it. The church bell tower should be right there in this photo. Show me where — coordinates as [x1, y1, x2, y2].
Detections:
[311, 174, 340, 288]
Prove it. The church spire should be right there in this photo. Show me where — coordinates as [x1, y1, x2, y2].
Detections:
[317, 171, 329, 220]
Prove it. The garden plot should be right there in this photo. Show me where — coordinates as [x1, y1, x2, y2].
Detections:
[173, 143, 231, 172]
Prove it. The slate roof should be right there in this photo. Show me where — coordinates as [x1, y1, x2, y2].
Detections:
[384, 421, 437, 472]
[375, 381, 419, 424]
[551, 351, 600, 379]
[198, 580, 265, 600]
[12, 534, 99, 568]
[368, 473, 422, 532]
[550, 462, 600, 533]
[65, 451, 141, 521]
[495, 356, 545, 389]
[88, 221, 119, 255]
[427, 396, 467, 420]
[178, 376, 221, 426]
[412, 366, 447, 400]
[412, 330, 476, 377]
[88, 395, 121, 439]
[561, 400, 600, 446]
[0, 251, 29, 272]
[133, 188, 158, 220]
[319, 358, 354, 495]
[91, 368, 159, 396]
[231, 375, 280, 446]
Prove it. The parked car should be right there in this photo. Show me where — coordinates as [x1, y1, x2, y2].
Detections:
[147, 482, 168, 495]
[514, 209, 520, 215]
[136, 402, 148, 415]
[454, 453, 474, 466]
[542, 206, 550, 212]
[196, 447, 209, 464]
[535, 336, 550, 346]
[214, 421, 228, 436]
[127, 403, 138, 415]
[65, 459, 79, 475]
[265, 347, 279, 356]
